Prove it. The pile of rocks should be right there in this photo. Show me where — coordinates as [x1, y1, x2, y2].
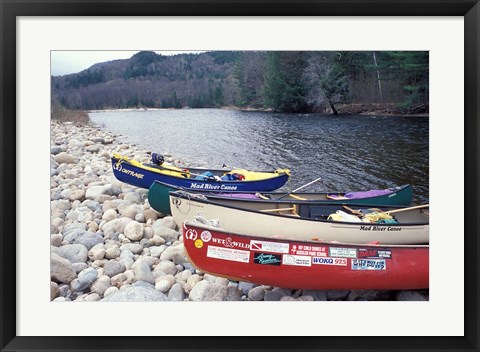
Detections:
[50, 120, 428, 302]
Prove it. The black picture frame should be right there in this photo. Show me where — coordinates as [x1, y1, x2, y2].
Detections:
[1, 1, 478, 351]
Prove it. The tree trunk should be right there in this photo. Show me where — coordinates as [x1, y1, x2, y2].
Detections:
[329, 102, 339, 115]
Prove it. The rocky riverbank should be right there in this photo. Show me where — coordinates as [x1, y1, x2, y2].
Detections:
[50, 120, 429, 302]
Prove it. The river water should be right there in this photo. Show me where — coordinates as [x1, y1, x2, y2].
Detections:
[90, 108, 429, 204]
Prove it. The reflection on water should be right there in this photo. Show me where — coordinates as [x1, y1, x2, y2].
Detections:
[90, 108, 429, 203]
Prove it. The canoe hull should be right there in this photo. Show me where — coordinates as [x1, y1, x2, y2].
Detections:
[183, 221, 429, 290]
[148, 180, 412, 215]
[111, 157, 289, 191]
[170, 193, 429, 245]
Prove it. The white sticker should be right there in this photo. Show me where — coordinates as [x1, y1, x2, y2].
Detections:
[200, 230, 212, 242]
[329, 247, 357, 258]
[250, 240, 290, 254]
[185, 229, 198, 241]
[351, 259, 386, 270]
[207, 246, 250, 263]
[312, 257, 348, 266]
[282, 254, 311, 267]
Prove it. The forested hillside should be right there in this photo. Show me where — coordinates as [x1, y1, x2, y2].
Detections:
[51, 51, 428, 114]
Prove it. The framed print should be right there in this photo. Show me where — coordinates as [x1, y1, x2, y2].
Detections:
[1, 0, 479, 351]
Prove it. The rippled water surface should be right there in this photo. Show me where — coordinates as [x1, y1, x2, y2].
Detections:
[90, 109, 429, 203]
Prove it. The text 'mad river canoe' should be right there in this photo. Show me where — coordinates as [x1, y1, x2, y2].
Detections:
[111, 153, 290, 191]
[148, 179, 413, 215]
[170, 191, 429, 245]
[182, 220, 429, 290]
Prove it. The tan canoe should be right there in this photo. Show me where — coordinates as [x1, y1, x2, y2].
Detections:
[169, 191, 429, 245]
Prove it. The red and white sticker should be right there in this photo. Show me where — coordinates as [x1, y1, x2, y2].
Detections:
[282, 254, 311, 267]
[250, 240, 289, 254]
[295, 244, 328, 257]
[200, 230, 212, 243]
[185, 229, 198, 241]
[207, 246, 250, 263]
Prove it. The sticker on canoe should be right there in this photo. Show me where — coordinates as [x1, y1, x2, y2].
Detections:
[253, 253, 282, 266]
[282, 254, 311, 267]
[294, 244, 328, 257]
[329, 247, 358, 258]
[357, 249, 392, 259]
[194, 239, 204, 249]
[351, 259, 386, 270]
[312, 257, 348, 266]
[200, 230, 212, 243]
[114, 163, 145, 179]
[185, 229, 198, 241]
[211, 237, 250, 250]
[190, 183, 238, 191]
[207, 245, 250, 263]
[359, 225, 402, 232]
[250, 240, 289, 254]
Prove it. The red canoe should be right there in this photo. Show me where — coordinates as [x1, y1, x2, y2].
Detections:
[182, 221, 429, 290]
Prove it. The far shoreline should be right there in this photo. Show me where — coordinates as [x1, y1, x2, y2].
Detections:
[87, 104, 429, 118]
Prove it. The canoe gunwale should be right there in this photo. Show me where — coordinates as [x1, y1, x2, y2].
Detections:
[183, 220, 429, 249]
[112, 157, 289, 184]
[170, 191, 429, 228]
[152, 179, 412, 199]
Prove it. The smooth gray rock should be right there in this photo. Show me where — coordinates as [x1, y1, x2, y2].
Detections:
[168, 283, 186, 301]
[238, 282, 255, 295]
[247, 286, 265, 301]
[154, 260, 177, 276]
[152, 224, 179, 243]
[81, 200, 102, 212]
[120, 243, 143, 255]
[159, 244, 187, 265]
[132, 281, 155, 289]
[51, 254, 77, 284]
[189, 281, 227, 301]
[86, 184, 113, 200]
[101, 286, 168, 302]
[102, 217, 132, 234]
[51, 199, 72, 213]
[133, 260, 155, 284]
[123, 192, 141, 204]
[72, 262, 89, 273]
[124, 220, 144, 241]
[73, 232, 103, 250]
[154, 216, 177, 230]
[225, 286, 243, 301]
[50, 234, 63, 247]
[70, 268, 98, 292]
[86, 145, 101, 153]
[55, 244, 88, 263]
[51, 282, 59, 300]
[91, 275, 111, 296]
[68, 190, 86, 202]
[51, 146, 62, 155]
[104, 260, 126, 277]
[264, 290, 284, 301]
[54, 152, 76, 164]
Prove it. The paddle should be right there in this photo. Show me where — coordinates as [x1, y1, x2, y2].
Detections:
[277, 177, 323, 200]
[383, 203, 429, 215]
